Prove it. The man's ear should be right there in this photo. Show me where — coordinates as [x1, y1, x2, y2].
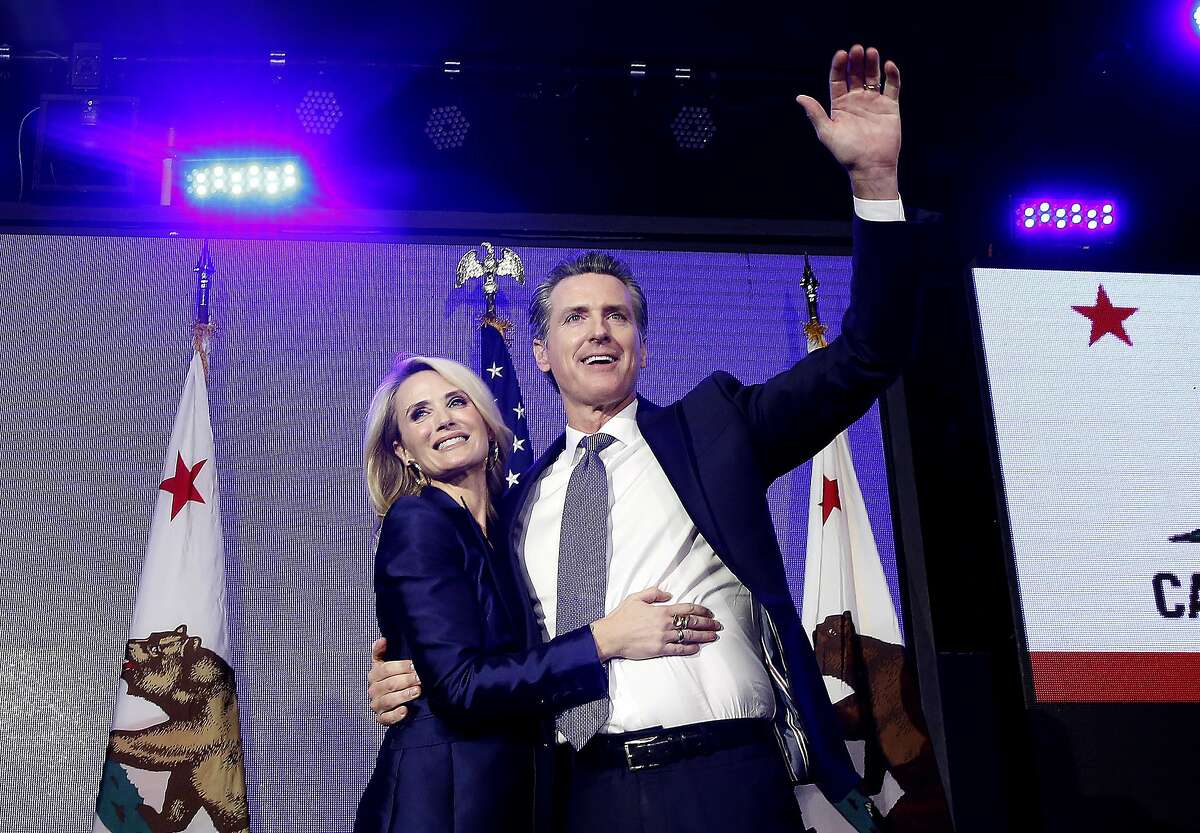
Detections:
[532, 339, 551, 373]
[640, 338, 649, 369]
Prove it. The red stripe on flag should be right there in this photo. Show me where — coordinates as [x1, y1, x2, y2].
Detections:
[1029, 651, 1200, 702]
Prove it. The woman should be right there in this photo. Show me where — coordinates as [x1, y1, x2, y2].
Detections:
[355, 355, 719, 833]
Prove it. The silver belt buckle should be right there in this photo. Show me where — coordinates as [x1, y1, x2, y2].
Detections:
[623, 734, 661, 771]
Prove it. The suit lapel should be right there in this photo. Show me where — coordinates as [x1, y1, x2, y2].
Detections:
[423, 486, 525, 642]
[635, 396, 732, 562]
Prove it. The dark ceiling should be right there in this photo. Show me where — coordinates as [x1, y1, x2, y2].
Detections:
[0, 0, 1194, 265]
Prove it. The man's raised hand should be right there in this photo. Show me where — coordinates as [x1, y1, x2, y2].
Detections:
[796, 44, 901, 200]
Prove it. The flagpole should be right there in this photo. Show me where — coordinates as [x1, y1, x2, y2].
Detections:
[193, 240, 216, 375]
[455, 242, 535, 489]
[801, 252, 829, 349]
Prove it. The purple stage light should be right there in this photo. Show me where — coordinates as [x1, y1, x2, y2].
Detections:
[1015, 198, 1119, 238]
[1160, 1, 1200, 65]
[182, 157, 304, 206]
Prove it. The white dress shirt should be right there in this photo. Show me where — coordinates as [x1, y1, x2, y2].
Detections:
[512, 400, 776, 733]
[512, 197, 905, 735]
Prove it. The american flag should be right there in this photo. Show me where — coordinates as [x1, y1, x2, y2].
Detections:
[480, 322, 533, 491]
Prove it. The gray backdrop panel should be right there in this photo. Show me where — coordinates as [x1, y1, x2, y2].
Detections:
[0, 233, 897, 831]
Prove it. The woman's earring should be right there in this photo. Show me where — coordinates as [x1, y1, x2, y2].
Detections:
[488, 440, 500, 471]
[407, 459, 428, 486]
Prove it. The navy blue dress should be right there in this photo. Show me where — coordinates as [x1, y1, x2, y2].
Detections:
[355, 487, 607, 833]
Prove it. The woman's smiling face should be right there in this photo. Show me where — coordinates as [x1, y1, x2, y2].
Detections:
[392, 370, 489, 484]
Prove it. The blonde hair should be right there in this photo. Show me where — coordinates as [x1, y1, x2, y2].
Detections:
[363, 354, 514, 519]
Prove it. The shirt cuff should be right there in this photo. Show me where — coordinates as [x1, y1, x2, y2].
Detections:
[852, 195, 905, 222]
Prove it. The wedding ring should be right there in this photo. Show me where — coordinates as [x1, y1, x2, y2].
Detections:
[672, 613, 690, 630]
[675, 626, 687, 644]
[863, 83, 881, 91]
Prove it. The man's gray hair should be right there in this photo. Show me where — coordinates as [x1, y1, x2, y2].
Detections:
[527, 252, 649, 343]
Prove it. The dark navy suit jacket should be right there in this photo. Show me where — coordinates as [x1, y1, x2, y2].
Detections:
[356, 487, 607, 833]
[506, 216, 922, 805]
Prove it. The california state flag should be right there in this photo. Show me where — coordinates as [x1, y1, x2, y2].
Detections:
[94, 348, 249, 833]
[797, 429, 952, 832]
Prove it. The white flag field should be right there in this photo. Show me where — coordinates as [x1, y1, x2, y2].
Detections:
[796, 422, 951, 832]
[974, 267, 1200, 703]
[94, 348, 249, 833]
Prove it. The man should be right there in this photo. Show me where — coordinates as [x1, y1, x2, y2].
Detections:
[368, 44, 916, 832]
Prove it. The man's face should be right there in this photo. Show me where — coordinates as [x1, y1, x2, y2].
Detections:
[533, 272, 648, 417]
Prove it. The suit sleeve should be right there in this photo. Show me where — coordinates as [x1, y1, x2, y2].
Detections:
[375, 498, 608, 728]
[714, 216, 924, 483]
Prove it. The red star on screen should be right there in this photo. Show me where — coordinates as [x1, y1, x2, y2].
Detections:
[819, 476, 842, 524]
[1072, 284, 1137, 346]
[159, 454, 207, 520]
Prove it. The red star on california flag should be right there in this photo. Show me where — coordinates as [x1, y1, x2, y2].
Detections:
[159, 454, 207, 520]
[1072, 284, 1137, 346]
[819, 476, 842, 524]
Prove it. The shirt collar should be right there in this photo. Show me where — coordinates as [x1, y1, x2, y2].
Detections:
[564, 398, 640, 458]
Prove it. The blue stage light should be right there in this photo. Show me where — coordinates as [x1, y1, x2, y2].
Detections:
[1015, 197, 1119, 239]
[181, 157, 305, 206]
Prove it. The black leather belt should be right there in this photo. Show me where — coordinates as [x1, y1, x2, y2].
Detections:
[574, 718, 774, 772]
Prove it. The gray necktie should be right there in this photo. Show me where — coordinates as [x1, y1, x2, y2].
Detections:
[555, 432, 618, 750]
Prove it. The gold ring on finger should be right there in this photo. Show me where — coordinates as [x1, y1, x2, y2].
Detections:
[672, 613, 689, 630]
[863, 83, 881, 91]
